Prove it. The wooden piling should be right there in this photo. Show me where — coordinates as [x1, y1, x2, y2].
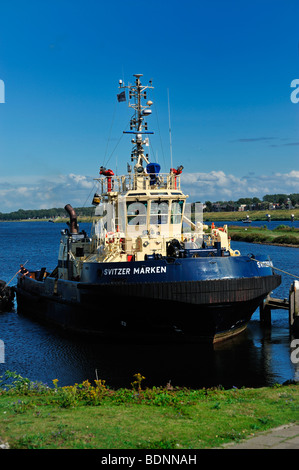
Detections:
[260, 294, 272, 326]
[289, 280, 299, 332]
[260, 281, 299, 332]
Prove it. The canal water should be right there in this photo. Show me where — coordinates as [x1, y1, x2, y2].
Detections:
[0, 220, 298, 389]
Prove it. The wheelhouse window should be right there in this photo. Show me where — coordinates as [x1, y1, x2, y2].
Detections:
[171, 200, 184, 224]
[150, 200, 169, 225]
[126, 201, 147, 226]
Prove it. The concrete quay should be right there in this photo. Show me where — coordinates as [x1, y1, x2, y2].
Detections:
[222, 423, 299, 449]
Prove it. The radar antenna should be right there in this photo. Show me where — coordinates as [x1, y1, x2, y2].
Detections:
[119, 74, 154, 173]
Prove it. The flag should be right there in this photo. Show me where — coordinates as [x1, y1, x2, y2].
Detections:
[117, 90, 126, 102]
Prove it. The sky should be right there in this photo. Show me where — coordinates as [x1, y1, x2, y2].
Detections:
[0, 0, 298, 212]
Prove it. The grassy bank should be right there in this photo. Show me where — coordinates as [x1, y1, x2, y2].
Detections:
[0, 216, 94, 223]
[1, 208, 298, 224]
[203, 208, 299, 222]
[0, 371, 298, 449]
[227, 224, 299, 247]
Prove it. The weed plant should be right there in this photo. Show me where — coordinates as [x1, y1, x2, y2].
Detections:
[0, 371, 298, 449]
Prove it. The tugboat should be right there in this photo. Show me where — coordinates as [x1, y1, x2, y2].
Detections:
[15, 74, 281, 343]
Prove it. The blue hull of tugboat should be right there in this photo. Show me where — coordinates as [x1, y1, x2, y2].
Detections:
[15, 255, 281, 343]
[79, 254, 274, 284]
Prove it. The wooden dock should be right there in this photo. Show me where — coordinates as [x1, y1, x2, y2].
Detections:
[260, 280, 299, 332]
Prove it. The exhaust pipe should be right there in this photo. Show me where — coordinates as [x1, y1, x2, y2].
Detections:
[64, 204, 78, 234]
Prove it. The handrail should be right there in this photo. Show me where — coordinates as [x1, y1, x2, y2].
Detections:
[94, 173, 182, 193]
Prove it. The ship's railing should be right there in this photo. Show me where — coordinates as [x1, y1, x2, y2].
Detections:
[94, 173, 182, 194]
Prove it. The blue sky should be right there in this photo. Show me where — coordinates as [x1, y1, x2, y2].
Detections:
[0, 0, 298, 212]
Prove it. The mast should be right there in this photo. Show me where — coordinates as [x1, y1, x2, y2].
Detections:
[119, 74, 154, 173]
[167, 88, 173, 169]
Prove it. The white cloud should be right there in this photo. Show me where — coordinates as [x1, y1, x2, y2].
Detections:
[180, 170, 299, 201]
[0, 170, 298, 213]
[0, 174, 95, 213]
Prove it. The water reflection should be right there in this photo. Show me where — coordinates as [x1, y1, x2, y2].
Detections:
[0, 221, 298, 389]
[0, 309, 297, 389]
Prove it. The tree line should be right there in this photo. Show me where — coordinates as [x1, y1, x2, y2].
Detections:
[0, 207, 94, 221]
[204, 193, 299, 212]
[0, 193, 298, 220]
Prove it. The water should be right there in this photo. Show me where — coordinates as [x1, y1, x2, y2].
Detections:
[0, 221, 298, 390]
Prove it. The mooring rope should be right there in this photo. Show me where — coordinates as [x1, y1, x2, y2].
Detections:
[249, 257, 299, 279]
[271, 266, 299, 279]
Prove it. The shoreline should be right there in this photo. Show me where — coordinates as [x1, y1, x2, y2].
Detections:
[1, 217, 298, 223]
[232, 241, 298, 248]
[0, 207, 299, 224]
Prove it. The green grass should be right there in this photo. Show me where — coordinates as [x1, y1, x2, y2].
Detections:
[0, 371, 298, 449]
[227, 224, 299, 246]
[203, 208, 299, 222]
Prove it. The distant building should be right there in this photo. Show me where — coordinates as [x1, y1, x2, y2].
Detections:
[269, 203, 280, 210]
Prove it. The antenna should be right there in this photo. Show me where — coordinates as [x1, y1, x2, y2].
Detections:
[121, 74, 154, 172]
[167, 88, 173, 169]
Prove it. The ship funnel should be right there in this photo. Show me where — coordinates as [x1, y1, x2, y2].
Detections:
[64, 204, 79, 234]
